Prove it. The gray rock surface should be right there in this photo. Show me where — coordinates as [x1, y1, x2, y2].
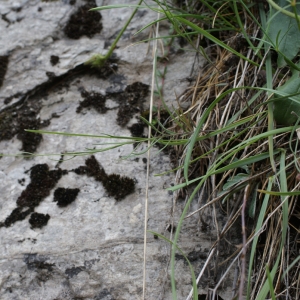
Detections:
[0, 0, 232, 299]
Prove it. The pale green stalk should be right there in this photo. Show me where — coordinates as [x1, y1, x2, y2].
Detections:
[86, 0, 144, 67]
[267, 0, 300, 19]
[259, 3, 276, 173]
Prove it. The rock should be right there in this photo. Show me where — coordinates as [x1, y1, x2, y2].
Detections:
[0, 0, 229, 299]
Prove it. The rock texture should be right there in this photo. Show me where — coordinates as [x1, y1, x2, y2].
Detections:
[0, 0, 231, 299]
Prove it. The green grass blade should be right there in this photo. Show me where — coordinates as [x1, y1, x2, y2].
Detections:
[148, 231, 198, 300]
[170, 16, 259, 66]
[259, 3, 276, 173]
[266, 265, 276, 300]
[256, 150, 289, 299]
[246, 176, 275, 299]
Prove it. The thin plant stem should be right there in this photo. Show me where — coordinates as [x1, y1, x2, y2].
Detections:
[143, 8, 160, 300]
[267, 0, 300, 19]
[239, 184, 250, 299]
[259, 3, 276, 173]
[86, 0, 144, 67]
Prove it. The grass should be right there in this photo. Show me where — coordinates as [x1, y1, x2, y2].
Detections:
[24, 0, 300, 299]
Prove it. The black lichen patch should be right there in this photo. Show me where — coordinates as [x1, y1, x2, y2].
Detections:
[95, 289, 115, 300]
[103, 173, 135, 200]
[73, 155, 135, 200]
[53, 187, 80, 207]
[2, 207, 33, 228]
[128, 122, 145, 137]
[117, 82, 149, 126]
[50, 55, 59, 66]
[4, 92, 23, 105]
[0, 55, 9, 87]
[128, 122, 146, 148]
[117, 105, 138, 127]
[63, 0, 102, 39]
[76, 88, 107, 114]
[16, 164, 63, 208]
[29, 212, 50, 229]
[24, 253, 55, 271]
[125, 82, 150, 104]
[175, 249, 208, 264]
[0, 164, 65, 228]
[65, 266, 84, 278]
[0, 104, 50, 153]
[17, 109, 49, 153]
[0, 63, 105, 153]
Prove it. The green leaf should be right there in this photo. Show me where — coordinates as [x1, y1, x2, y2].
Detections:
[273, 70, 300, 125]
[222, 173, 249, 191]
[248, 183, 259, 219]
[267, 0, 300, 67]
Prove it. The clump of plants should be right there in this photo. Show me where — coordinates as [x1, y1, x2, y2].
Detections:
[26, 0, 300, 299]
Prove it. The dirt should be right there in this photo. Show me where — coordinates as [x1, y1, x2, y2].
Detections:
[63, 0, 103, 39]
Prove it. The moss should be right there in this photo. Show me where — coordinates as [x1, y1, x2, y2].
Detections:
[50, 55, 59, 66]
[53, 187, 80, 207]
[76, 88, 107, 114]
[116, 82, 149, 126]
[16, 164, 63, 208]
[63, 1, 103, 39]
[29, 212, 50, 229]
[0, 164, 64, 228]
[2, 207, 33, 228]
[0, 55, 9, 87]
[103, 173, 135, 200]
[73, 155, 135, 201]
